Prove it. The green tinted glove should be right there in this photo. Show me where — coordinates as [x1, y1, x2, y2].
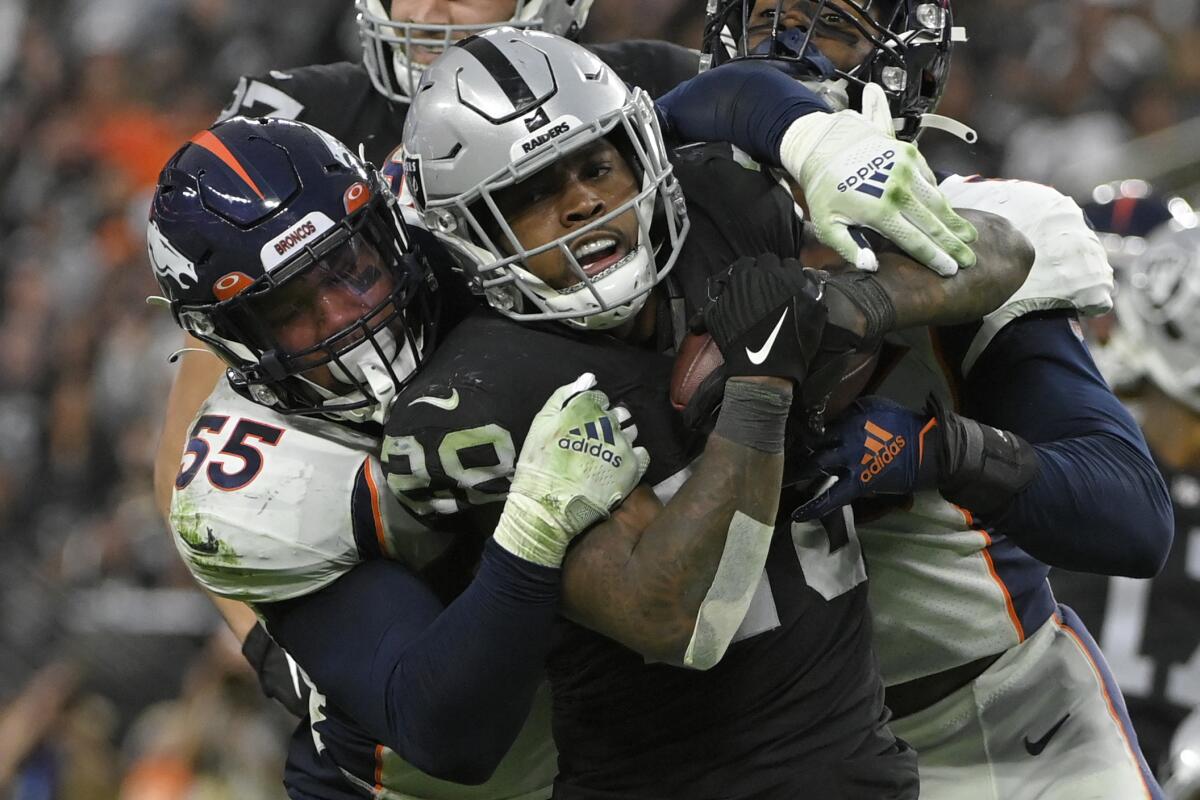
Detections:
[493, 373, 651, 568]
[781, 83, 978, 277]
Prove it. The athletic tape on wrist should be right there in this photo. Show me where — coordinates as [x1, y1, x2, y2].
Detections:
[683, 510, 775, 670]
[493, 493, 570, 568]
[713, 379, 794, 453]
[931, 394, 1040, 516]
[823, 270, 897, 347]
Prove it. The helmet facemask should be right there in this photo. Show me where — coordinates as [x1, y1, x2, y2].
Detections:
[178, 196, 438, 424]
[356, 0, 593, 104]
[702, 0, 962, 141]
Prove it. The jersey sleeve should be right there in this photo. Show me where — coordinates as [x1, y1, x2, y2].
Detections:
[938, 174, 1115, 375]
[168, 384, 405, 604]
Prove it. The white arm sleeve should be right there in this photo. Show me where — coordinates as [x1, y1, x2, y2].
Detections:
[682, 511, 775, 670]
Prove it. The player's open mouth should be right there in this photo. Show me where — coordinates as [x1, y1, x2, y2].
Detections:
[571, 234, 630, 279]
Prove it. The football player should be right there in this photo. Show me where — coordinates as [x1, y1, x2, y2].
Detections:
[1052, 221, 1200, 774]
[155, 0, 698, 527]
[389, 27, 1033, 798]
[149, 116, 653, 799]
[702, 0, 1174, 796]
[149, 0, 715, 720]
[149, 73, 984, 794]
[152, 0, 983, 697]
[148, 105, 983, 797]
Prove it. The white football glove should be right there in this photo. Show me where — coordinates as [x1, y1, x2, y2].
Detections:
[493, 373, 651, 568]
[780, 83, 978, 276]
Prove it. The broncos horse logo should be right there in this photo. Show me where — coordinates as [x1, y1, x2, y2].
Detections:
[147, 219, 199, 292]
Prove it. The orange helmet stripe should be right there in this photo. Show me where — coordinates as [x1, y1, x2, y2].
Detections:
[190, 130, 267, 201]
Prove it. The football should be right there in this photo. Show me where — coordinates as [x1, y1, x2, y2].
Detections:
[819, 346, 881, 418]
[670, 332, 725, 411]
[670, 331, 881, 418]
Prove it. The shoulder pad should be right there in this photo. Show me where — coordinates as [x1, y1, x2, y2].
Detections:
[170, 384, 441, 604]
[586, 40, 700, 99]
[940, 175, 1114, 374]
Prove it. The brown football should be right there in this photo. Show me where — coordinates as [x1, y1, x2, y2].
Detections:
[670, 331, 881, 417]
[822, 346, 881, 417]
[670, 332, 724, 411]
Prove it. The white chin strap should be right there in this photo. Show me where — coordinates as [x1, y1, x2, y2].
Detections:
[800, 77, 850, 112]
[913, 113, 978, 143]
[321, 329, 415, 424]
[515, 244, 656, 331]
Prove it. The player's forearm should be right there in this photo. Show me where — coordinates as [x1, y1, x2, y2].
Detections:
[563, 380, 789, 668]
[655, 60, 829, 164]
[804, 209, 1031, 359]
[859, 209, 1034, 331]
[991, 433, 1172, 576]
[261, 543, 558, 784]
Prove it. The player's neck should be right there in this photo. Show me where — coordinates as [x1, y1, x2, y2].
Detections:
[613, 289, 660, 345]
[1137, 385, 1200, 471]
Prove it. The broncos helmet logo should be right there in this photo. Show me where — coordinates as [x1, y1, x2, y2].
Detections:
[147, 219, 199, 292]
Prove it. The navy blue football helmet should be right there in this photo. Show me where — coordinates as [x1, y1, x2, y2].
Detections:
[1082, 179, 1196, 270]
[148, 116, 439, 424]
[702, 0, 960, 140]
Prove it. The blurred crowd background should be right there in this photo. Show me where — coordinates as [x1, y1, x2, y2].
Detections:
[1, 0, 1198, 797]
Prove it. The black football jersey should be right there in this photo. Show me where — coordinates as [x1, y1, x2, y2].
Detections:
[381, 148, 917, 798]
[216, 40, 700, 166]
[1051, 456, 1200, 772]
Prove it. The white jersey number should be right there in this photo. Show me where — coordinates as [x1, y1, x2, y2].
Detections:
[382, 425, 516, 517]
[791, 506, 868, 601]
[218, 78, 305, 122]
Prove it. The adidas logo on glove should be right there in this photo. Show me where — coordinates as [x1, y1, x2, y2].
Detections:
[559, 416, 624, 467]
[837, 150, 896, 198]
[858, 420, 906, 484]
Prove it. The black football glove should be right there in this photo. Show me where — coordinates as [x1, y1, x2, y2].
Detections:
[242, 622, 310, 718]
[693, 253, 829, 385]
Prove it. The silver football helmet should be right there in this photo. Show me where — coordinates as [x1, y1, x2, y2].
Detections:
[401, 28, 689, 330]
[356, 0, 595, 104]
[1079, 180, 1196, 393]
[1164, 708, 1200, 800]
[1117, 224, 1200, 413]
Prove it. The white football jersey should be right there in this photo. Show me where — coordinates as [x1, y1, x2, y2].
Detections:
[169, 381, 448, 604]
[169, 380, 557, 799]
[860, 175, 1116, 686]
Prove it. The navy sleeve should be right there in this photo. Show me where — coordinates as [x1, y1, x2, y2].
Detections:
[655, 60, 828, 166]
[961, 312, 1173, 577]
[258, 539, 559, 784]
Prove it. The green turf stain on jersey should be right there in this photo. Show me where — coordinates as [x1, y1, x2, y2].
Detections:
[170, 496, 241, 564]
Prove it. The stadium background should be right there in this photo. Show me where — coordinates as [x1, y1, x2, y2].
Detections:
[0, 0, 1196, 796]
